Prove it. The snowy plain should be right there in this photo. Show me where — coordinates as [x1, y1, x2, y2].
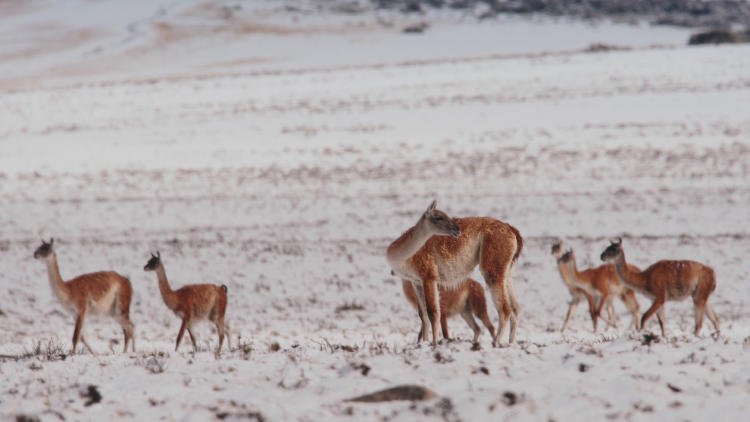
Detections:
[1, 1, 749, 421]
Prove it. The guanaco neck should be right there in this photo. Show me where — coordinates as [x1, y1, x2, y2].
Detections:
[386, 215, 433, 268]
[155, 263, 179, 310]
[555, 258, 577, 288]
[44, 251, 70, 303]
[610, 252, 648, 292]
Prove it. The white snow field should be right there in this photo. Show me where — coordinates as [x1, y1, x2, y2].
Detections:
[1, 1, 749, 421]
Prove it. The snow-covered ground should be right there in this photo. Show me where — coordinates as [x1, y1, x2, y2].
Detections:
[1, 1, 749, 421]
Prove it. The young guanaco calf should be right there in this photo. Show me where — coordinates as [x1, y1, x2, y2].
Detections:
[143, 252, 230, 355]
[33, 238, 135, 355]
[551, 241, 597, 332]
[600, 238, 720, 337]
[402, 278, 495, 344]
[558, 248, 641, 332]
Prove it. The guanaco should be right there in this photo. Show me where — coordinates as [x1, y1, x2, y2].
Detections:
[143, 252, 230, 355]
[600, 238, 720, 337]
[558, 248, 641, 332]
[387, 200, 522, 347]
[33, 238, 135, 355]
[551, 241, 597, 332]
[402, 278, 495, 343]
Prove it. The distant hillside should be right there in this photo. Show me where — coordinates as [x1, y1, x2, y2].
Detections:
[369, 0, 750, 27]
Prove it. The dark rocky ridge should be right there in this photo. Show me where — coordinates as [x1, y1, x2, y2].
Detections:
[370, 0, 750, 27]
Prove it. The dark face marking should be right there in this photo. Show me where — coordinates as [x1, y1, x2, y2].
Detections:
[144, 254, 161, 271]
[600, 242, 622, 262]
[560, 250, 573, 263]
[551, 242, 561, 256]
[33, 240, 53, 259]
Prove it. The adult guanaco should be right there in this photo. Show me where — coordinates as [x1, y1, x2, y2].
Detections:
[143, 252, 230, 355]
[558, 248, 641, 332]
[33, 238, 135, 355]
[600, 238, 720, 337]
[402, 278, 495, 343]
[551, 241, 597, 332]
[387, 200, 522, 347]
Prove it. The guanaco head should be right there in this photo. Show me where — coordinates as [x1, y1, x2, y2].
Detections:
[33, 238, 54, 259]
[559, 249, 574, 264]
[143, 251, 162, 271]
[600, 238, 623, 263]
[550, 241, 564, 259]
[422, 200, 461, 238]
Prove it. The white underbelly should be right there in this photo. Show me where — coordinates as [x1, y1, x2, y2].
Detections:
[88, 285, 118, 315]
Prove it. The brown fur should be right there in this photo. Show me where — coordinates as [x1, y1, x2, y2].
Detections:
[551, 243, 597, 332]
[402, 278, 495, 343]
[387, 201, 522, 347]
[561, 250, 641, 332]
[33, 239, 135, 355]
[600, 239, 720, 337]
[144, 253, 230, 355]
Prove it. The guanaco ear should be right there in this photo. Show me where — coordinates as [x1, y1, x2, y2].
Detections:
[615, 237, 622, 245]
[49, 238, 54, 246]
[156, 250, 161, 258]
[425, 199, 437, 214]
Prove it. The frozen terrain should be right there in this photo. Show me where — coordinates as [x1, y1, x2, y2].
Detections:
[1, 1, 749, 421]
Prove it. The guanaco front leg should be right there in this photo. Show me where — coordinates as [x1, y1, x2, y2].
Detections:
[176, 316, 190, 352]
[606, 300, 618, 330]
[440, 313, 450, 340]
[621, 291, 641, 330]
[72, 305, 88, 355]
[593, 294, 617, 332]
[561, 296, 581, 332]
[187, 328, 198, 350]
[459, 305, 482, 343]
[414, 303, 426, 343]
[641, 295, 666, 336]
[411, 281, 430, 344]
[423, 278, 441, 347]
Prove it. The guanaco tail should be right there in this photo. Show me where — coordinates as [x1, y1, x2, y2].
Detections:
[600, 238, 719, 337]
[33, 238, 135, 355]
[143, 251, 230, 355]
[387, 200, 522, 347]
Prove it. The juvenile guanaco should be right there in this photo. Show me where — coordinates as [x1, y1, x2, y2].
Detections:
[33, 238, 135, 355]
[600, 238, 719, 337]
[558, 248, 641, 332]
[143, 252, 230, 355]
[551, 241, 597, 332]
[387, 200, 522, 347]
[402, 278, 495, 343]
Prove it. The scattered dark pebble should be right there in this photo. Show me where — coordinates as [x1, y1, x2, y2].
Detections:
[82, 385, 102, 407]
[502, 391, 518, 406]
